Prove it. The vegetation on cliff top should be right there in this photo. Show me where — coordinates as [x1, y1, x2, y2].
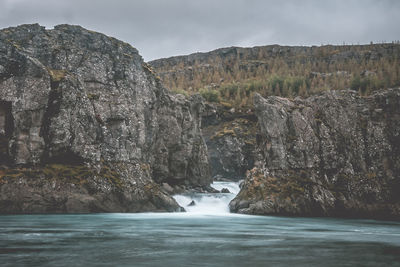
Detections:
[151, 43, 400, 107]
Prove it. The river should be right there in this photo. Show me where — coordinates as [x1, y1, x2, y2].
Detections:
[1, 182, 399, 266]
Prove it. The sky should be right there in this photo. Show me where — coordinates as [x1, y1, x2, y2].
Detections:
[0, 0, 399, 61]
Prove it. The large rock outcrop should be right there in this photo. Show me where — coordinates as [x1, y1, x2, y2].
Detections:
[230, 89, 400, 220]
[0, 24, 210, 213]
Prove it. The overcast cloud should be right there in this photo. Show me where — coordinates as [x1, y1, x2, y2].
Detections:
[0, 0, 399, 61]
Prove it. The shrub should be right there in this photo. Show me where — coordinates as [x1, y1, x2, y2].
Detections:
[220, 83, 239, 98]
[350, 76, 385, 95]
[199, 88, 220, 102]
[269, 75, 285, 94]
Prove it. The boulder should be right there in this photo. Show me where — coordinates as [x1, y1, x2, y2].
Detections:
[221, 188, 230, 193]
[162, 183, 174, 194]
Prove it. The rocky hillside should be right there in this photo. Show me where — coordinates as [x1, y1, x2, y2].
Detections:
[230, 89, 400, 220]
[150, 44, 400, 105]
[0, 24, 211, 213]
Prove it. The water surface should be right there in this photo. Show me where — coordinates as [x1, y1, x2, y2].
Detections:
[1, 182, 399, 266]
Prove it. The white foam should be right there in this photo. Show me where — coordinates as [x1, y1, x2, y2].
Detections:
[173, 181, 241, 215]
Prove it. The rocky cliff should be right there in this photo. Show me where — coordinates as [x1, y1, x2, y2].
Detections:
[230, 89, 400, 220]
[0, 24, 210, 213]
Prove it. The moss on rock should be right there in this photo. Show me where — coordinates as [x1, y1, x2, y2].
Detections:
[0, 163, 123, 189]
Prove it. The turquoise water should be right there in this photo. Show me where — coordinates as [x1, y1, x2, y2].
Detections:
[1, 213, 399, 267]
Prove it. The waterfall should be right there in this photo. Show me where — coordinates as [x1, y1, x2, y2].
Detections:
[173, 181, 241, 214]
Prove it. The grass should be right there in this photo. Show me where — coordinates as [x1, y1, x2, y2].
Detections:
[0, 163, 123, 189]
[211, 127, 236, 140]
[47, 69, 68, 82]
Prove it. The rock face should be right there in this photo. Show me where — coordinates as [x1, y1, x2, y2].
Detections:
[152, 93, 210, 187]
[0, 24, 210, 213]
[230, 89, 400, 220]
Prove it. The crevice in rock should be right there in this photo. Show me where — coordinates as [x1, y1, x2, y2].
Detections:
[0, 100, 14, 164]
[44, 149, 85, 165]
[359, 116, 371, 170]
[315, 123, 325, 172]
[39, 78, 63, 163]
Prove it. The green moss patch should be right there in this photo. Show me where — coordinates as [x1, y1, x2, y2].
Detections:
[87, 93, 100, 101]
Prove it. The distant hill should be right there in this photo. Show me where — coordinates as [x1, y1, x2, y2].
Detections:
[149, 43, 400, 107]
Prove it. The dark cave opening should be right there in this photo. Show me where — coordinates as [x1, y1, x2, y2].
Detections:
[202, 107, 258, 182]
